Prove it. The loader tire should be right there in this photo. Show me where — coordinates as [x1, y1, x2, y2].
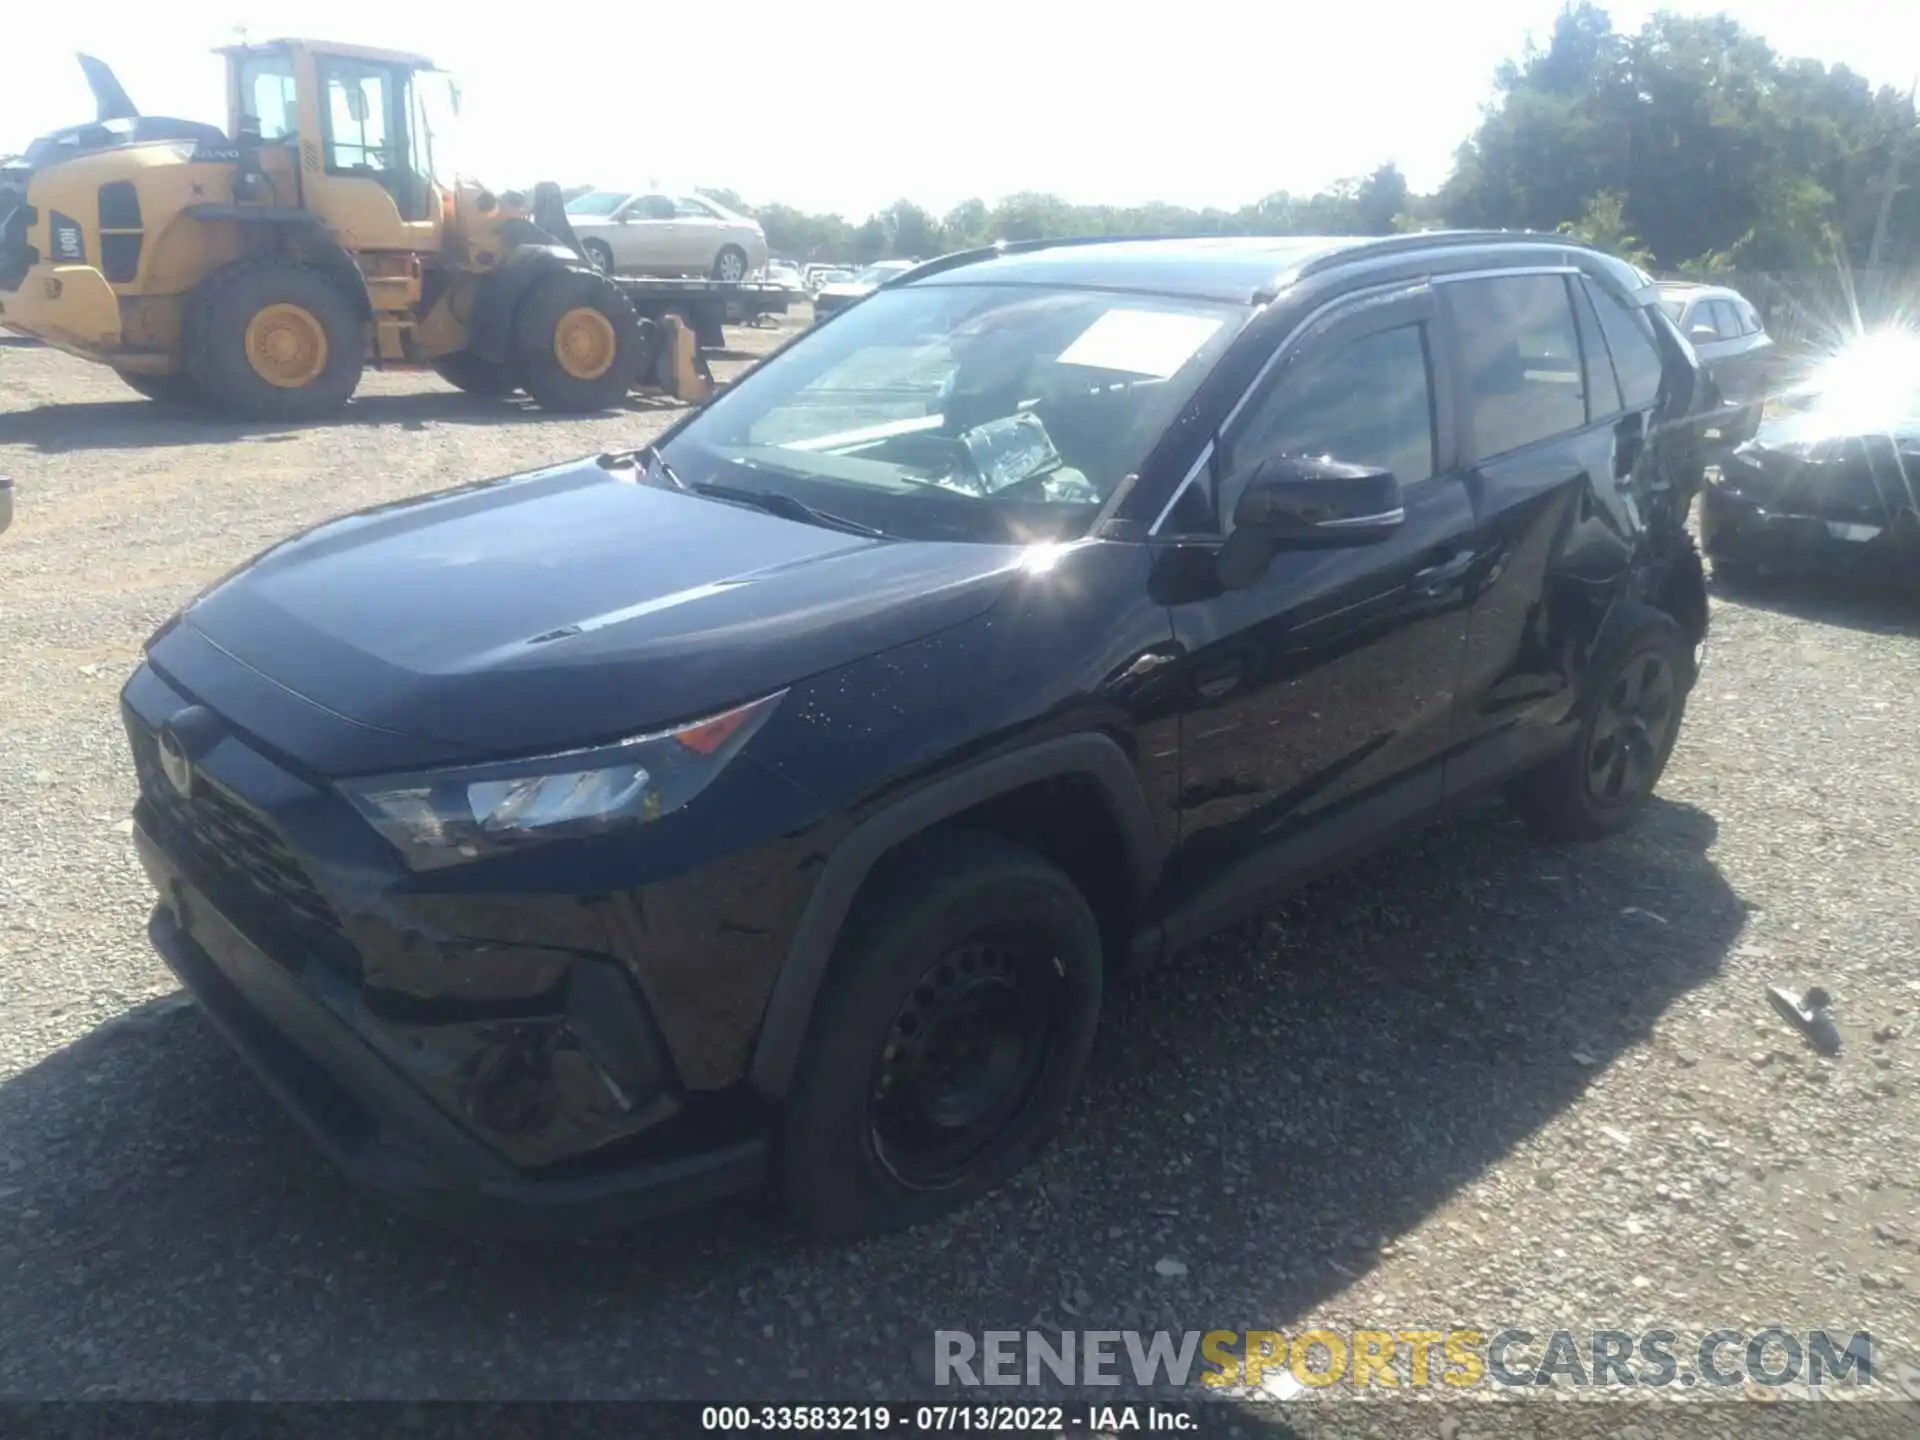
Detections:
[431, 354, 521, 398]
[118, 370, 209, 410]
[185, 260, 363, 421]
[511, 270, 643, 414]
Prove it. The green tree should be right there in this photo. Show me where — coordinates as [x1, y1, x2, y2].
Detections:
[942, 198, 992, 249]
[852, 216, 889, 264]
[880, 200, 941, 259]
[1559, 189, 1653, 266]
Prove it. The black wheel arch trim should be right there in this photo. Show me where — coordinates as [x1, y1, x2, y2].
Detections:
[747, 732, 1162, 1100]
[1586, 597, 1690, 699]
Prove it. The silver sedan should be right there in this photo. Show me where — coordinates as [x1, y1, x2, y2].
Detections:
[564, 190, 770, 282]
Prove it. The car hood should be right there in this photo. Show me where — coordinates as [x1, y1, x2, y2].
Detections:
[170, 457, 1023, 764]
[1725, 408, 1920, 520]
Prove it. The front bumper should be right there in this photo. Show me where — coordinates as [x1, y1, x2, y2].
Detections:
[137, 826, 769, 1237]
[116, 650, 829, 1236]
[1700, 481, 1920, 583]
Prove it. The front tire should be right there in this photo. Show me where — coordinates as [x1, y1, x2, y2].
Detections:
[712, 245, 748, 282]
[778, 831, 1103, 1240]
[1507, 615, 1691, 842]
[510, 269, 644, 413]
[184, 260, 362, 420]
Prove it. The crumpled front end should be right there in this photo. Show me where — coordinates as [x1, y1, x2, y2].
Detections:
[1703, 428, 1920, 583]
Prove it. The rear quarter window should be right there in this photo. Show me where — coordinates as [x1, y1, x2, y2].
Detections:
[1584, 279, 1665, 412]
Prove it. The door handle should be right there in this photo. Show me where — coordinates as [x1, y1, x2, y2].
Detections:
[1412, 551, 1473, 593]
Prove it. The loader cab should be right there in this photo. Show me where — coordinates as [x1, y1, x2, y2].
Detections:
[222, 40, 458, 252]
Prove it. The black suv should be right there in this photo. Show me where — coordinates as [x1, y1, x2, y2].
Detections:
[125, 233, 1711, 1239]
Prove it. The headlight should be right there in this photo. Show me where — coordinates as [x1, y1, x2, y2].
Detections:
[341, 690, 785, 871]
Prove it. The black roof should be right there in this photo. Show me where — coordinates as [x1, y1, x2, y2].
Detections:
[901, 231, 1637, 304]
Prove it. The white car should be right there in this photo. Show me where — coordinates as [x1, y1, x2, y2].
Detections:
[563, 190, 769, 282]
[765, 261, 807, 295]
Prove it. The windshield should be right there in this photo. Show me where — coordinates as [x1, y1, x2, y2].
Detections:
[658, 283, 1247, 543]
[566, 191, 630, 217]
[235, 52, 299, 141]
[414, 70, 462, 189]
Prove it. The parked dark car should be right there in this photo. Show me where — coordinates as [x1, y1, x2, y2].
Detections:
[1659, 281, 1778, 443]
[1701, 329, 1920, 586]
[124, 232, 1711, 1240]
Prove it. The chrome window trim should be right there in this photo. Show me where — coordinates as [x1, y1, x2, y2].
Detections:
[1428, 265, 1581, 284]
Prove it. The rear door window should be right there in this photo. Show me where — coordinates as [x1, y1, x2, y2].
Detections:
[1737, 300, 1763, 336]
[1709, 300, 1744, 341]
[1449, 274, 1587, 462]
[1583, 279, 1665, 411]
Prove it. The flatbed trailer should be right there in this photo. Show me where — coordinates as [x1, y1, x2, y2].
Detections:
[608, 276, 791, 351]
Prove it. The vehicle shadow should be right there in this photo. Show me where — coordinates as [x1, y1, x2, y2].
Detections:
[0, 798, 1745, 1399]
[0, 391, 694, 455]
[1711, 567, 1920, 636]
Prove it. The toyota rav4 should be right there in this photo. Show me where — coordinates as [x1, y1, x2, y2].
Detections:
[124, 233, 1711, 1240]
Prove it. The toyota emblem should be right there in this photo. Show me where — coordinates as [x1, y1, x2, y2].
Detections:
[156, 725, 196, 798]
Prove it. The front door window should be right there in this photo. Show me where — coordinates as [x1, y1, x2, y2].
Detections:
[319, 59, 431, 222]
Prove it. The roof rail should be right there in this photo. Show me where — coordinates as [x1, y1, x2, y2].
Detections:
[1289, 228, 1596, 282]
[884, 233, 1197, 287]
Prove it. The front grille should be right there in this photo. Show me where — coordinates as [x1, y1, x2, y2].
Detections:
[127, 715, 359, 977]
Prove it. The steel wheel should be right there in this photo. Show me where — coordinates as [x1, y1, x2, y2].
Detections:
[1585, 650, 1677, 806]
[552, 305, 618, 381]
[243, 303, 329, 388]
[868, 934, 1065, 1191]
[712, 246, 748, 283]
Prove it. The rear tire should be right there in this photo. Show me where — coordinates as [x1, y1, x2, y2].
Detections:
[582, 239, 615, 274]
[711, 245, 748, 282]
[118, 370, 208, 410]
[184, 260, 362, 421]
[1507, 615, 1691, 843]
[778, 831, 1103, 1240]
[431, 353, 521, 398]
[510, 269, 643, 413]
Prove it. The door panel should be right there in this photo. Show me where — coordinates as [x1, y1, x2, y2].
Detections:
[675, 198, 725, 269]
[1440, 272, 1648, 796]
[1160, 293, 1475, 896]
[617, 195, 685, 271]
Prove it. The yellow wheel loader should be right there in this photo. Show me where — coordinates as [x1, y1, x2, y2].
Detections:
[0, 41, 706, 418]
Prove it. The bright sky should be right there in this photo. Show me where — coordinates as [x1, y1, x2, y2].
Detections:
[5, 1, 1916, 219]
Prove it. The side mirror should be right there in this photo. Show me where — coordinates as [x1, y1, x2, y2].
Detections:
[1217, 454, 1403, 589]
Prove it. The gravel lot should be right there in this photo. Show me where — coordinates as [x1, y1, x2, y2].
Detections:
[2, 322, 1918, 1422]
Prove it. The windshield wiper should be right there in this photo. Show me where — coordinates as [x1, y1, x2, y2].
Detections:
[599, 443, 689, 491]
[691, 482, 887, 538]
